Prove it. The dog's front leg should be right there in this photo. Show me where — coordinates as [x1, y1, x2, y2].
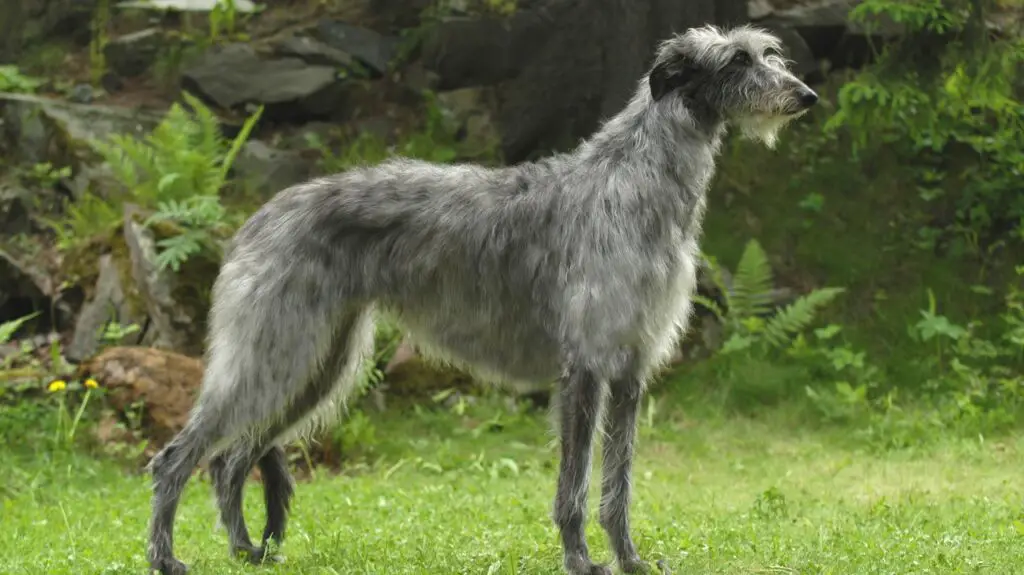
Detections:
[599, 377, 655, 573]
[553, 365, 611, 575]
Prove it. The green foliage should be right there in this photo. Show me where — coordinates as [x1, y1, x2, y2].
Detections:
[308, 91, 468, 173]
[22, 162, 72, 188]
[0, 313, 40, 346]
[45, 192, 122, 252]
[144, 195, 232, 271]
[209, 0, 252, 44]
[71, 92, 263, 270]
[89, 0, 111, 88]
[0, 65, 43, 93]
[93, 92, 260, 206]
[800, 269, 1024, 446]
[696, 238, 846, 356]
[826, 0, 1024, 254]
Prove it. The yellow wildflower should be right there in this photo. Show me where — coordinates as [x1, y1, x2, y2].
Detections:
[48, 380, 67, 393]
[84, 378, 99, 389]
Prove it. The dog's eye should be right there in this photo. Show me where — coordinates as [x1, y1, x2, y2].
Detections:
[730, 51, 752, 66]
[763, 47, 783, 59]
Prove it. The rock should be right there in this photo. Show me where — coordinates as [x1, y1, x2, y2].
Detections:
[0, 92, 161, 168]
[436, 87, 501, 159]
[115, 0, 257, 11]
[181, 43, 348, 121]
[100, 71, 124, 94]
[313, 20, 401, 76]
[104, 28, 164, 78]
[65, 254, 145, 363]
[748, 0, 903, 72]
[0, 181, 32, 236]
[2, 0, 97, 59]
[760, 0, 903, 37]
[67, 84, 94, 104]
[399, 61, 441, 93]
[78, 345, 203, 448]
[0, 247, 73, 331]
[0, 249, 54, 311]
[233, 139, 314, 199]
[366, 0, 434, 31]
[272, 35, 355, 69]
[122, 204, 205, 356]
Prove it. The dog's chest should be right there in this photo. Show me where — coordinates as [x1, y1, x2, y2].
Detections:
[635, 233, 702, 371]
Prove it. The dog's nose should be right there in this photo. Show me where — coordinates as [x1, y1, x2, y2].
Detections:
[797, 87, 819, 108]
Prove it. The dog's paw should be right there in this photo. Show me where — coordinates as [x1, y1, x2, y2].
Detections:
[620, 557, 672, 574]
[233, 544, 285, 565]
[150, 556, 188, 575]
[565, 555, 613, 575]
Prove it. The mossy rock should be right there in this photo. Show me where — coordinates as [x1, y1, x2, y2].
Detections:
[119, 205, 218, 356]
[0, 93, 161, 172]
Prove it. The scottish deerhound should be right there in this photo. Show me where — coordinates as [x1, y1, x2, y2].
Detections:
[147, 24, 817, 575]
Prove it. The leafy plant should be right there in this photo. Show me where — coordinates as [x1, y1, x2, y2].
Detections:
[144, 195, 232, 272]
[311, 90, 466, 174]
[0, 65, 43, 93]
[100, 321, 141, 345]
[0, 312, 39, 345]
[209, 0, 251, 44]
[84, 92, 263, 269]
[695, 238, 846, 355]
[46, 192, 122, 252]
[45, 377, 102, 450]
[22, 162, 72, 188]
[89, 0, 111, 87]
[825, 0, 1024, 254]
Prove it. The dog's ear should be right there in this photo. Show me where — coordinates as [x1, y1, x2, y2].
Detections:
[648, 57, 700, 102]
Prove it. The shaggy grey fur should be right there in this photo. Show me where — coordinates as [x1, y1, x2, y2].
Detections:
[146, 24, 817, 575]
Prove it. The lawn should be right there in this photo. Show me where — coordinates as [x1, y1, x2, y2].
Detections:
[2, 401, 1023, 575]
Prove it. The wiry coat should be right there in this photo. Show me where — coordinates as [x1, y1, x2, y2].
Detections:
[147, 24, 817, 575]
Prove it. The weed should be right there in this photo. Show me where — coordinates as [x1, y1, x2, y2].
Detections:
[695, 238, 846, 356]
[56, 92, 265, 270]
[89, 0, 111, 88]
[826, 0, 1024, 256]
[307, 90, 470, 174]
[0, 65, 43, 93]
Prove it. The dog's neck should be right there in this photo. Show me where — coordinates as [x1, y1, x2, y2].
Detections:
[574, 78, 727, 199]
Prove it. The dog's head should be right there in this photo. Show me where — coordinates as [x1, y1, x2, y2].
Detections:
[648, 25, 818, 148]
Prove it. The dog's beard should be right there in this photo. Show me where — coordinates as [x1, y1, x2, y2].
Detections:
[735, 112, 801, 149]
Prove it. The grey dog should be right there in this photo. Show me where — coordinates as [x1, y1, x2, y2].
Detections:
[147, 24, 818, 575]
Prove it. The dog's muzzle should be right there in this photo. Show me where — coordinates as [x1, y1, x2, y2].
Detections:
[791, 86, 818, 113]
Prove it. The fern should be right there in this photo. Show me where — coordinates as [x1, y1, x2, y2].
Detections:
[698, 238, 846, 354]
[80, 93, 264, 270]
[730, 239, 775, 321]
[763, 288, 847, 349]
[152, 231, 207, 272]
[145, 195, 230, 271]
[0, 312, 40, 345]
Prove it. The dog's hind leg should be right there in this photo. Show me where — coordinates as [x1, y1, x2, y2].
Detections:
[148, 392, 242, 575]
[209, 306, 376, 564]
[599, 375, 649, 573]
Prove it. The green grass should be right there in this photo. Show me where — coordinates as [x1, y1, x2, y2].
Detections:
[2, 399, 1023, 575]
